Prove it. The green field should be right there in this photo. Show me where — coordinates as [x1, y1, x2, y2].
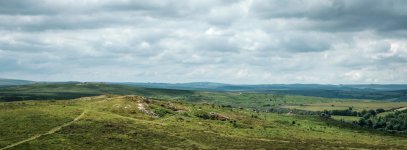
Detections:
[0, 83, 354, 109]
[1, 83, 407, 149]
[331, 116, 361, 122]
[1, 95, 407, 149]
[281, 101, 407, 112]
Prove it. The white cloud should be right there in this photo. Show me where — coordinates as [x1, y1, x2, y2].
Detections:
[0, 0, 406, 84]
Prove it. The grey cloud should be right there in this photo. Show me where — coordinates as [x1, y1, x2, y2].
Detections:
[0, 0, 406, 84]
[0, 0, 51, 15]
[0, 0, 243, 31]
[278, 32, 332, 52]
[252, 0, 407, 32]
[194, 36, 238, 52]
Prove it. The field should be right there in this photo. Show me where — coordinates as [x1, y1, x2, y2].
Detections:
[1, 83, 407, 149]
[2, 83, 402, 111]
[281, 101, 407, 112]
[0, 83, 354, 108]
[331, 116, 361, 122]
[1, 95, 407, 149]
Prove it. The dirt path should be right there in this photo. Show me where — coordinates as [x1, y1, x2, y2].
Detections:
[0, 110, 87, 150]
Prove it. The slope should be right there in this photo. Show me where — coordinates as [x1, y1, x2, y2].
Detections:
[1, 95, 406, 149]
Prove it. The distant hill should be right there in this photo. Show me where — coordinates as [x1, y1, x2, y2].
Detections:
[120, 82, 407, 91]
[0, 78, 35, 86]
[120, 82, 231, 91]
[3, 95, 406, 149]
[0, 83, 194, 102]
[120, 82, 407, 101]
[1, 79, 407, 101]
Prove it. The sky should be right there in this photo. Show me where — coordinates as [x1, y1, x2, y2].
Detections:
[0, 0, 407, 84]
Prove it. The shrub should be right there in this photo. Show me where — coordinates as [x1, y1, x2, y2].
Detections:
[153, 108, 173, 117]
[376, 108, 385, 114]
[194, 110, 211, 119]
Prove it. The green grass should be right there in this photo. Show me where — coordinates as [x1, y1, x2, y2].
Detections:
[0, 101, 82, 148]
[173, 92, 356, 110]
[0, 83, 358, 107]
[331, 115, 360, 122]
[1, 95, 407, 149]
[281, 101, 407, 112]
[0, 83, 195, 102]
[6, 83, 405, 114]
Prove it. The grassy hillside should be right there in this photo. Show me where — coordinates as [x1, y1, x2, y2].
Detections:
[0, 79, 34, 86]
[3, 83, 403, 112]
[1, 95, 406, 149]
[122, 82, 407, 101]
[122, 82, 407, 91]
[0, 82, 356, 104]
[282, 101, 407, 112]
[2, 83, 406, 105]
[0, 83, 194, 102]
[273, 89, 407, 101]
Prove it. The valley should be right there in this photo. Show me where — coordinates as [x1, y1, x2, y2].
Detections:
[1, 82, 407, 149]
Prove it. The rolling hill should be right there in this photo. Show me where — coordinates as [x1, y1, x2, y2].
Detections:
[1, 95, 406, 149]
[0, 79, 35, 86]
[121, 82, 407, 101]
[1, 82, 407, 149]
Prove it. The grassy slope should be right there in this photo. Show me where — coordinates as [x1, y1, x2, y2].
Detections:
[0, 79, 34, 86]
[1, 95, 406, 149]
[331, 116, 361, 122]
[0, 83, 354, 107]
[3, 83, 405, 114]
[0, 101, 82, 148]
[282, 101, 407, 112]
[0, 83, 194, 101]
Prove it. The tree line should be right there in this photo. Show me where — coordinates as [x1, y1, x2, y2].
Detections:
[356, 109, 407, 132]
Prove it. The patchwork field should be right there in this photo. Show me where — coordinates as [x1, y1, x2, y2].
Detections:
[281, 101, 407, 112]
[1, 84, 407, 149]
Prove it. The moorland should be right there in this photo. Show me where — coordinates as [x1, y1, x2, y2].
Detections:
[1, 79, 407, 149]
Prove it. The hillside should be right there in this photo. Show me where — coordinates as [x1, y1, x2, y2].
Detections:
[0, 83, 194, 102]
[122, 82, 407, 91]
[122, 82, 407, 101]
[2, 83, 407, 112]
[0, 79, 34, 86]
[2, 83, 407, 103]
[1, 95, 406, 149]
[2, 82, 406, 102]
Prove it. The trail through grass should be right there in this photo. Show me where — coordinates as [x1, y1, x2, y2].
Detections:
[0, 110, 87, 150]
[2, 95, 407, 149]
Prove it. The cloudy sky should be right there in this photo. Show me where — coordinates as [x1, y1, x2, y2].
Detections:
[0, 0, 407, 84]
